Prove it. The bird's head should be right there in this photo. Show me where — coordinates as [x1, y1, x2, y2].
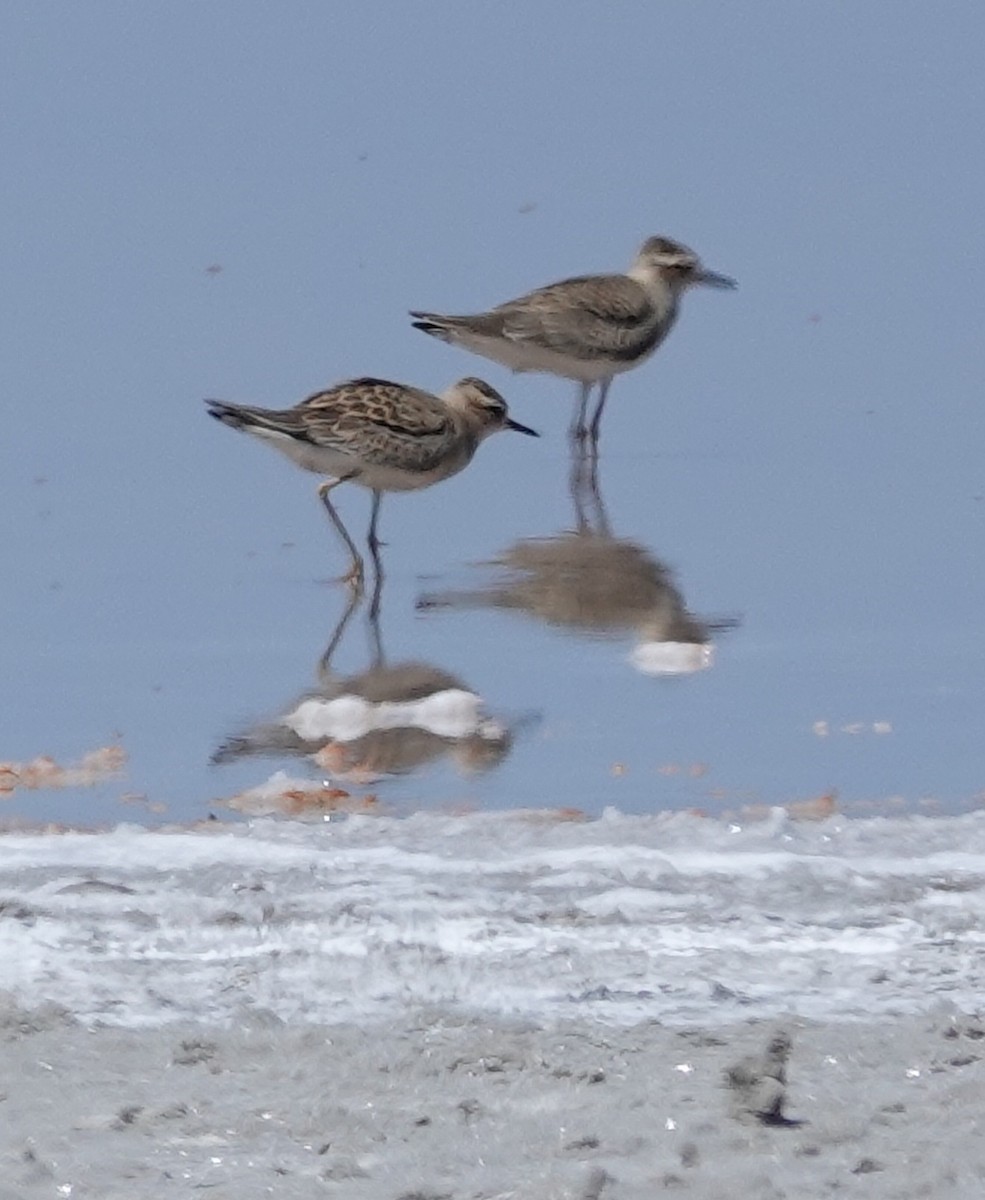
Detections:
[631, 236, 736, 293]
[443, 378, 539, 439]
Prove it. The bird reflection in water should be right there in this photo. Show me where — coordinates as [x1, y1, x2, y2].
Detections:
[212, 573, 516, 816]
[418, 452, 737, 674]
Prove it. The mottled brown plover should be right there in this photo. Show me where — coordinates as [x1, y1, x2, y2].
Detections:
[206, 376, 538, 585]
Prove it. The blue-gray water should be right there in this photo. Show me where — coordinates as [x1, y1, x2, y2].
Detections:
[3, 4, 984, 826]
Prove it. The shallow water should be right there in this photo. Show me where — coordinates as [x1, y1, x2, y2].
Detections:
[4, 6, 985, 828]
[5, 411, 985, 827]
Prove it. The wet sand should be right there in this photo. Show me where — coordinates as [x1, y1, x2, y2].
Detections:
[4, 995, 985, 1198]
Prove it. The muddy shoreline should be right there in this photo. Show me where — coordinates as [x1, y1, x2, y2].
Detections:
[4, 997, 984, 1198]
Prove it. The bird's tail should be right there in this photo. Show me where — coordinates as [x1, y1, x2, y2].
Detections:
[204, 399, 305, 436]
[409, 311, 466, 342]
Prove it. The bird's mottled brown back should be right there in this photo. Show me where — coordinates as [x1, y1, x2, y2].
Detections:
[293, 378, 464, 473]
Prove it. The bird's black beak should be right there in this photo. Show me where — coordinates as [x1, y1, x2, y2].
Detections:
[506, 417, 540, 437]
[695, 268, 737, 290]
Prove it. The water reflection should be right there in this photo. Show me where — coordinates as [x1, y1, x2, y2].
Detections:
[418, 452, 737, 673]
[212, 575, 516, 815]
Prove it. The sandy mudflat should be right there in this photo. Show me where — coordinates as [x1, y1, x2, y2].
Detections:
[3, 810, 985, 1197]
[3, 997, 985, 1198]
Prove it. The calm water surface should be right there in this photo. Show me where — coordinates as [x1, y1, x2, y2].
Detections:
[3, 6, 984, 826]
[6, 393, 984, 827]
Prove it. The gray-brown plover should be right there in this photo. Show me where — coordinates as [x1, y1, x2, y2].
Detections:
[411, 236, 735, 445]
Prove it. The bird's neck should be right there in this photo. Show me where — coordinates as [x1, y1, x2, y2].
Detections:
[443, 407, 477, 438]
[627, 267, 681, 324]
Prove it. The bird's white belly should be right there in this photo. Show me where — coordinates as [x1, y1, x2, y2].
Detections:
[249, 429, 359, 478]
[247, 427, 466, 491]
[462, 334, 657, 383]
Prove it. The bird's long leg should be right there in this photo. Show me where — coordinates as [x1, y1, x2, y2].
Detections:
[569, 381, 592, 445]
[588, 378, 612, 449]
[317, 475, 364, 589]
[366, 490, 385, 623]
[367, 490, 384, 558]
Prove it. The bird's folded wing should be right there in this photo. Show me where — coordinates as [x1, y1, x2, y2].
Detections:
[496, 275, 654, 357]
[300, 380, 453, 465]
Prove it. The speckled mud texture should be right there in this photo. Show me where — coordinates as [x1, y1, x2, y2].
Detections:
[3, 996, 985, 1199]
